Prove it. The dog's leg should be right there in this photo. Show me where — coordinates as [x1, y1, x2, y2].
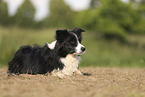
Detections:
[51, 70, 65, 79]
[73, 70, 82, 75]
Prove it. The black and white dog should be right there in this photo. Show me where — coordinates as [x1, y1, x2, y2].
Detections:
[8, 28, 86, 78]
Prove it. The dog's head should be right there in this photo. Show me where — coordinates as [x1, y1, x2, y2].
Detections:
[48, 28, 85, 56]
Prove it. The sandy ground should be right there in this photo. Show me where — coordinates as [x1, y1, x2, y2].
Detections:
[0, 67, 145, 97]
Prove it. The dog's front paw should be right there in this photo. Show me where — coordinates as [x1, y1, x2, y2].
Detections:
[51, 72, 65, 79]
[57, 72, 65, 79]
[73, 70, 82, 76]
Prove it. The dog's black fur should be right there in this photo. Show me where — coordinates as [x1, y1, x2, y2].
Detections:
[8, 28, 85, 75]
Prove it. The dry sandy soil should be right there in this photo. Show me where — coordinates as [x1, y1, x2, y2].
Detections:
[0, 67, 145, 97]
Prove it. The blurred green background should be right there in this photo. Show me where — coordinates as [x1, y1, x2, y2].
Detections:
[0, 0, 145, 67]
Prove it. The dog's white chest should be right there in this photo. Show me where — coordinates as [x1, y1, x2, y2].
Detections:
[60, 55, 81, 75]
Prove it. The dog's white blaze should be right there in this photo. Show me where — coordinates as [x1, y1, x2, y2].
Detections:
[76, 43, 85, 54]
[47, 41, 56, 49]
[60, 55, 81, 75]
[72, 33, 85, 55]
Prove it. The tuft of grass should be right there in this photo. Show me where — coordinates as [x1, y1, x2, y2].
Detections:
[0, 26, 145, 67]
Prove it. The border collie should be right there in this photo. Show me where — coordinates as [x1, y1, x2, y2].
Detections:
[8, 28, 86, 78]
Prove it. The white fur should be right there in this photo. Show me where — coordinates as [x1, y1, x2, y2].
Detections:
[47, 41, 56, 49]
[51, 55, 81, 78]
[51, 69, 65, 78]
[60, 54, 81, 75]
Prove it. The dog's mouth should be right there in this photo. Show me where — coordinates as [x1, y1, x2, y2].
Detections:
[72, 51, 86, 55]
[69, 48, 86, 55]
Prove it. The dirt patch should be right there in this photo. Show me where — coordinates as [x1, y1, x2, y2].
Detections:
[0, 67, 145, 97]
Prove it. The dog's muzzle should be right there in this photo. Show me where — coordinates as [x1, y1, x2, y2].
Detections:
[75, 43, 86, 55]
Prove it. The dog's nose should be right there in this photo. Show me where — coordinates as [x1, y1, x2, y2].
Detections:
[81, 47, 86, 52]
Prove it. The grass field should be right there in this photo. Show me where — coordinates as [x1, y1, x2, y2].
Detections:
[0, 26, 145, 67]
[0, 67, 145, 97]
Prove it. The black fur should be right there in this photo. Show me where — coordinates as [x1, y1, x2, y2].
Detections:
[8, 45, 64, 74]
[70, 28, 85, 43]
[8, 28, 85, 75]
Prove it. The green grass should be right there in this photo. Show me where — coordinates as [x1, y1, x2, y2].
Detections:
[0, 26, 145, 67]
[82, 33, 145, 67]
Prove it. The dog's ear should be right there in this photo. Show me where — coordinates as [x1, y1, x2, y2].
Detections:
[55, 29, 69, 43]
[71, 28, 85, 43]
[72, 28, 85, 35]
